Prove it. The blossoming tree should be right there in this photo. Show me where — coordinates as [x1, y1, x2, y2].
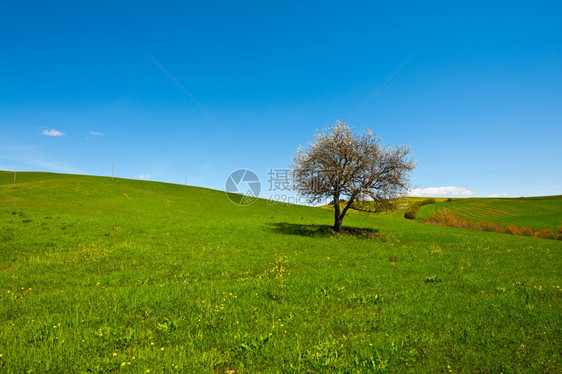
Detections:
[291, 121, 415, 232]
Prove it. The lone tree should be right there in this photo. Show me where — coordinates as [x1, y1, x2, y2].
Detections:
[291, 121, 415, 232]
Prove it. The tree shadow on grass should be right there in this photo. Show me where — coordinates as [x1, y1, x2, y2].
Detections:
[267, 222, 381, 239]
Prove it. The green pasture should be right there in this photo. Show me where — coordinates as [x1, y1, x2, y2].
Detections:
[0, 172, 560, 373]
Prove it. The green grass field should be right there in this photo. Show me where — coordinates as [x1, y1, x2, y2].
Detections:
[1, 171, 561, 373]
[417, 196, 562, 231]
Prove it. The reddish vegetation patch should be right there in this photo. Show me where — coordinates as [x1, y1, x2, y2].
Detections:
[424, 212, 562, 241]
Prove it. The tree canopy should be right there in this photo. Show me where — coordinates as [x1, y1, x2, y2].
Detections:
[291, 121, 415, 232]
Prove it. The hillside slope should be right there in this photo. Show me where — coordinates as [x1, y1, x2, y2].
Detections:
[1, 172, 561, 372]
[417, 196, 562, 231]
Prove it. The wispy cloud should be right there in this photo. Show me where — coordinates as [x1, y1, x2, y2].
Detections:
[136, 174, 151, 180]
[0, 155, 82, 174]
[42, 129, 65, 137]
[0, 135, 81, 174]
[408, 186, 474, 197]
[89, 131, 103, 136]
[488, 193, 508, 197]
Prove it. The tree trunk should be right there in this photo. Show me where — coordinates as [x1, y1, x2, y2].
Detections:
[333, 196, 342, 232]
[334, 216, 343, 232]
[333, 196, 355, 232]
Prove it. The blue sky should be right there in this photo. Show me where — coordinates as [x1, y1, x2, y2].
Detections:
[1, 1, 561, 198]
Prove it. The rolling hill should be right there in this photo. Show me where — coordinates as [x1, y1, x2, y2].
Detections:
[417, 196, 562, 231]
[1, 171, 561, 372]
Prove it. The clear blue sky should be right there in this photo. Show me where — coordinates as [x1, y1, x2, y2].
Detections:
[1, 1, 561, 198]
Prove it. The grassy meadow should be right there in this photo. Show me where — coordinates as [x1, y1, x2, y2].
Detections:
[417, 196, 562, 231]
[1, 171, 561, 373]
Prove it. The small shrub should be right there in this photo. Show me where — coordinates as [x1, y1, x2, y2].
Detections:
[426, 214, 557, 241]
[425, 212, 475, 229]
[505, 224, 538, 237]
[424, 213, 447, 225]
[420, 198, 436, 206]
[535, 229, 555, 240]
[519, 225, 536, 237]
[505, 224, 521, 235]
[404, 199, 437, 220]
[556, 227, 562, 234]
[476, 220, 504, 233]
[404, 208, 418, 220]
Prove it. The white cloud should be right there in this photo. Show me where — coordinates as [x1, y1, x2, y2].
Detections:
[136, 174, 151, 180]
[89, 131, 103, 136]
[42, 129, 65, 137]
[408, 186, 473, 197]
[488, 193, 508, 197]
